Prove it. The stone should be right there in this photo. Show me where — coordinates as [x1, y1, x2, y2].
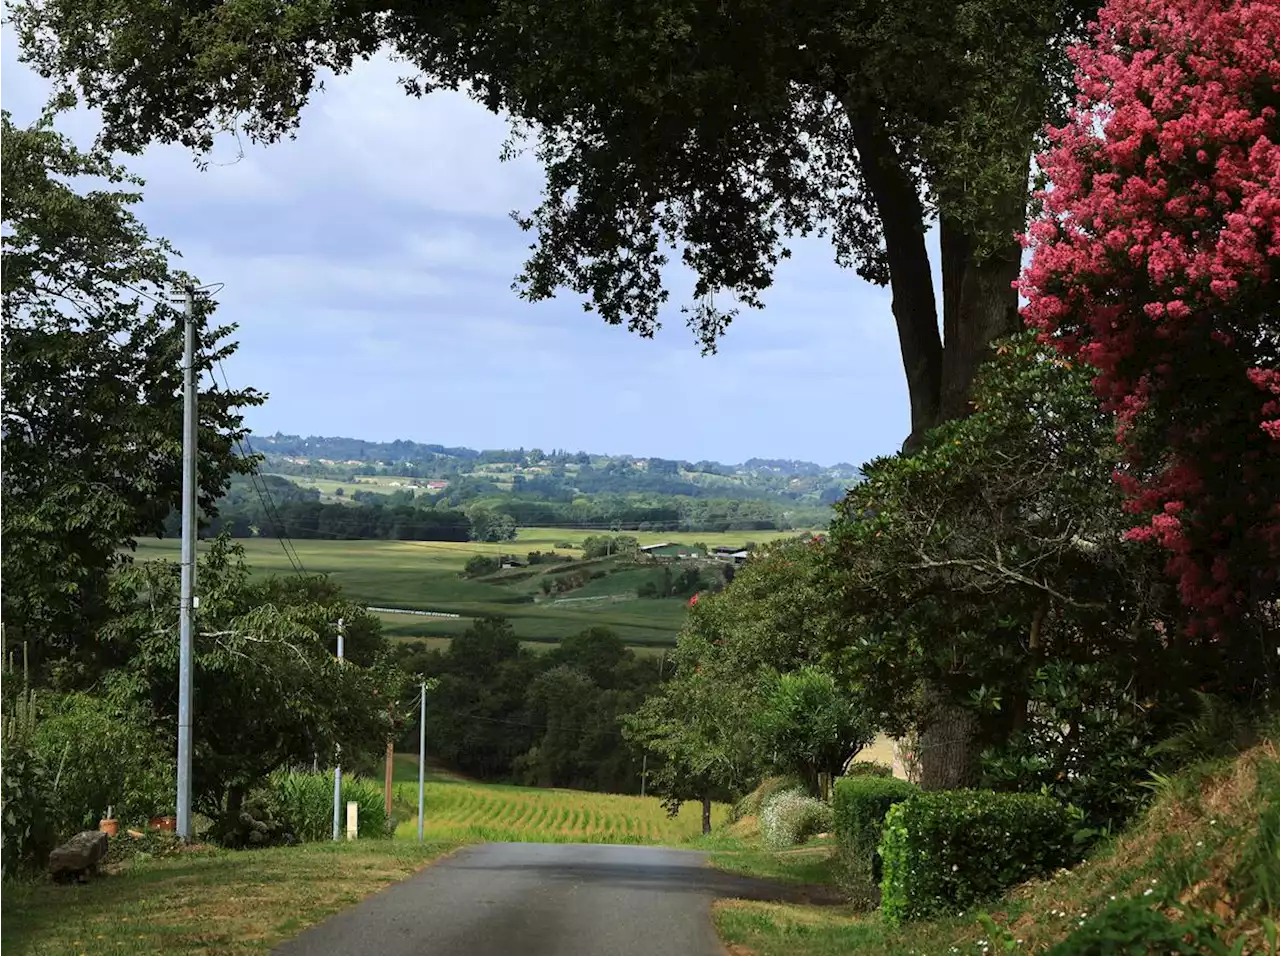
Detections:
[48, 830, 109, 881]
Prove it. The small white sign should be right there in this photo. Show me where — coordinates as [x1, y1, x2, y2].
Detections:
[345, 801, 358, 841]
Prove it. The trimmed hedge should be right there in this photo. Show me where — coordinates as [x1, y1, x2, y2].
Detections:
[844, 761, 895, 779]
[880, 789, 1079, 924]
[833, 774, 918, 905]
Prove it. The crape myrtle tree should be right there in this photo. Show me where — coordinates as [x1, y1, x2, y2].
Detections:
[1019, 0, 1280, 689]
[10, 0, 1096, 786]
[0, 105, 261, 682]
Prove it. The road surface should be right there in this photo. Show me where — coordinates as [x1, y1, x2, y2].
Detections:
[273, 842, 808, 956]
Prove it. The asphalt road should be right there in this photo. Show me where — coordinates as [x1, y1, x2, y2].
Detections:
[273, 842, 805, 956]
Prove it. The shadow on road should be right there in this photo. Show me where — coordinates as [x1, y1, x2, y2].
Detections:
[446, 852, 847, 906]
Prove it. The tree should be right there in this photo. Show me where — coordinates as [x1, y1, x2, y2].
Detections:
[10, 0, 1091, 446]
[825, 334, 1182, 788]
[1, 106, 261, 676]
[100, 536, 397, 827]
[622, 538, 842, 812]
[1019, 0, 1280, 645]
[755, 666, 876, 793]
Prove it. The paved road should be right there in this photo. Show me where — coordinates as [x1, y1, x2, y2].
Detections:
[274, 842, 804, 956]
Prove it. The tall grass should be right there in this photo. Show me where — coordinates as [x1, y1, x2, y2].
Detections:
[270, 771, 389, 841]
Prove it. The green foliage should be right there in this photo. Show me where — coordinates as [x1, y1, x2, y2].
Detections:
[844, 761, 895, 778]
[102, 828, 184, 866]
[581, 535, 639, 559]
[728, 775, 805, 824]
[880, 789, 1080, 924]
[832, 774, 919, 905]
[756, 666, 877, 793]
[101, 535, 397, 825]
[979, 659, 1165, 833]
[269, 771, 389, 842]
[825, 333, 1179, 789]
[463, 554, 502, 578]
[32, 691, 174, 833]
[759, 789, 835, 849]
[0, 108, 261, 675]
[1, 657, 56, 875]
[623, 538, 846, 814]
[1044, 897, 1228, 956]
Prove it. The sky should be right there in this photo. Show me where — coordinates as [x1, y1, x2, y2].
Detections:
[2, 35, 933, 468]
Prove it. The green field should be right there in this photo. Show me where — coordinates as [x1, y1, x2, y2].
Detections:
[129, 527, 805, 648]
[387, 755, 727, 844]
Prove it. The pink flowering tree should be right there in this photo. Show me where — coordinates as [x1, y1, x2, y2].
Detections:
[1020, 0, 1280, 649]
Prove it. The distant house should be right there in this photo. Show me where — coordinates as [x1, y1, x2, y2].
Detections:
[709, 546, 750, 565]
[425, 480, 449, 491]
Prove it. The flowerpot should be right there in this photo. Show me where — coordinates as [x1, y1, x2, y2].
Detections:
[99, 818, 119, 837]
[149, 815, 177, 832]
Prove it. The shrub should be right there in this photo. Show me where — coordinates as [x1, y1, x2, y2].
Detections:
[832, 774, 918, 906]
[760, 788, 834, 848]
[729, 775, 804, 823]
[880, 789, 1079, 924]
[1, 672, 56, 876]
[1044, 896, 1227, 956]
[845, 761, 895, 778]
[463, 555, 501, 577]
[32, 692, 174, 834]
[269, 770, 390, 842]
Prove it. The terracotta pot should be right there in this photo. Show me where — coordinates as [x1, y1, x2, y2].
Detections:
[148, 815, 177, 832]
[98, 818, 119, 837]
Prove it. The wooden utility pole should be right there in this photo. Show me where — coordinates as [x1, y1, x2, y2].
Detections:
[384, 707, 395, 820]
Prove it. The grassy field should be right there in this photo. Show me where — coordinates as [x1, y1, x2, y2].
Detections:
[387, 754, 726, 844]
[130, 527, 807, 649]
[0, 841, 458, 956]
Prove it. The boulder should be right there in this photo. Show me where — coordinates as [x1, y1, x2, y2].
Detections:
[48, 830, 109, 881]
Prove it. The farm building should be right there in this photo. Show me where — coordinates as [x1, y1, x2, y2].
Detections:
[638, 542, 700, 560]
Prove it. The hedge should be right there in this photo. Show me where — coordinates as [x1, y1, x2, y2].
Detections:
[844, 761, 895, 779]
[760, 789, 834, 848]
[880, 789, 1079, 924]
[832, 774, 918, 905]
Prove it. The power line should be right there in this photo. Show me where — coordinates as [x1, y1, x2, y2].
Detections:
[211, 357, 306, 575]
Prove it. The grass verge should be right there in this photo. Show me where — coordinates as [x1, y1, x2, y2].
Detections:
[1, 840, 458, 956]
[713, 740, 1279, 955]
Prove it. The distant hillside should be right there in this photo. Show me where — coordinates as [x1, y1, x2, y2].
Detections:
[249, 432, 863, 506]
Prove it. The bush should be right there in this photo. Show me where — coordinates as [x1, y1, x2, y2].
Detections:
[845, 761, 895, 778]
[760, 788, 834, 849]
[1044, 896, 1227, 956]
[832, 774, 918, 906]
[269, 770, 390, 842]
[880, 789, 1080, 924]
[32, 692, 174, 834]
[463, 555, 501, 577]
[729, 775, 804, 823]
[0, 735, 56, 876]
[1, 675, 57, 875]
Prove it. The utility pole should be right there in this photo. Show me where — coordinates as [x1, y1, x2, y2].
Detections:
[332, 617, 344, 842]
[176, 285, 197, 842]
[417, 679, 426, 842]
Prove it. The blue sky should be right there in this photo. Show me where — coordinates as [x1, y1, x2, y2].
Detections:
[3, 37, 929, 467]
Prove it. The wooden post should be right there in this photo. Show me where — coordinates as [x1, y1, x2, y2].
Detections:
[384, 737, 395, 819]
[818, 772, 832, 803]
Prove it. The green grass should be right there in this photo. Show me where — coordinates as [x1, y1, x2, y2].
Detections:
[710, 740, 1280, 956]
[128, 529, 804, 649]
[0, 840, 458, 956]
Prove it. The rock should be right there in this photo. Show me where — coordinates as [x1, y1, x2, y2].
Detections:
[49, 830, 109, 880]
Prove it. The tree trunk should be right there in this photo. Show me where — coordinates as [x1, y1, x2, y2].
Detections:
[701, 795, 712, 835]
[939, 218, 1025, 420]
[916, 691, 981, 790]
[844, 107, 943, 450]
